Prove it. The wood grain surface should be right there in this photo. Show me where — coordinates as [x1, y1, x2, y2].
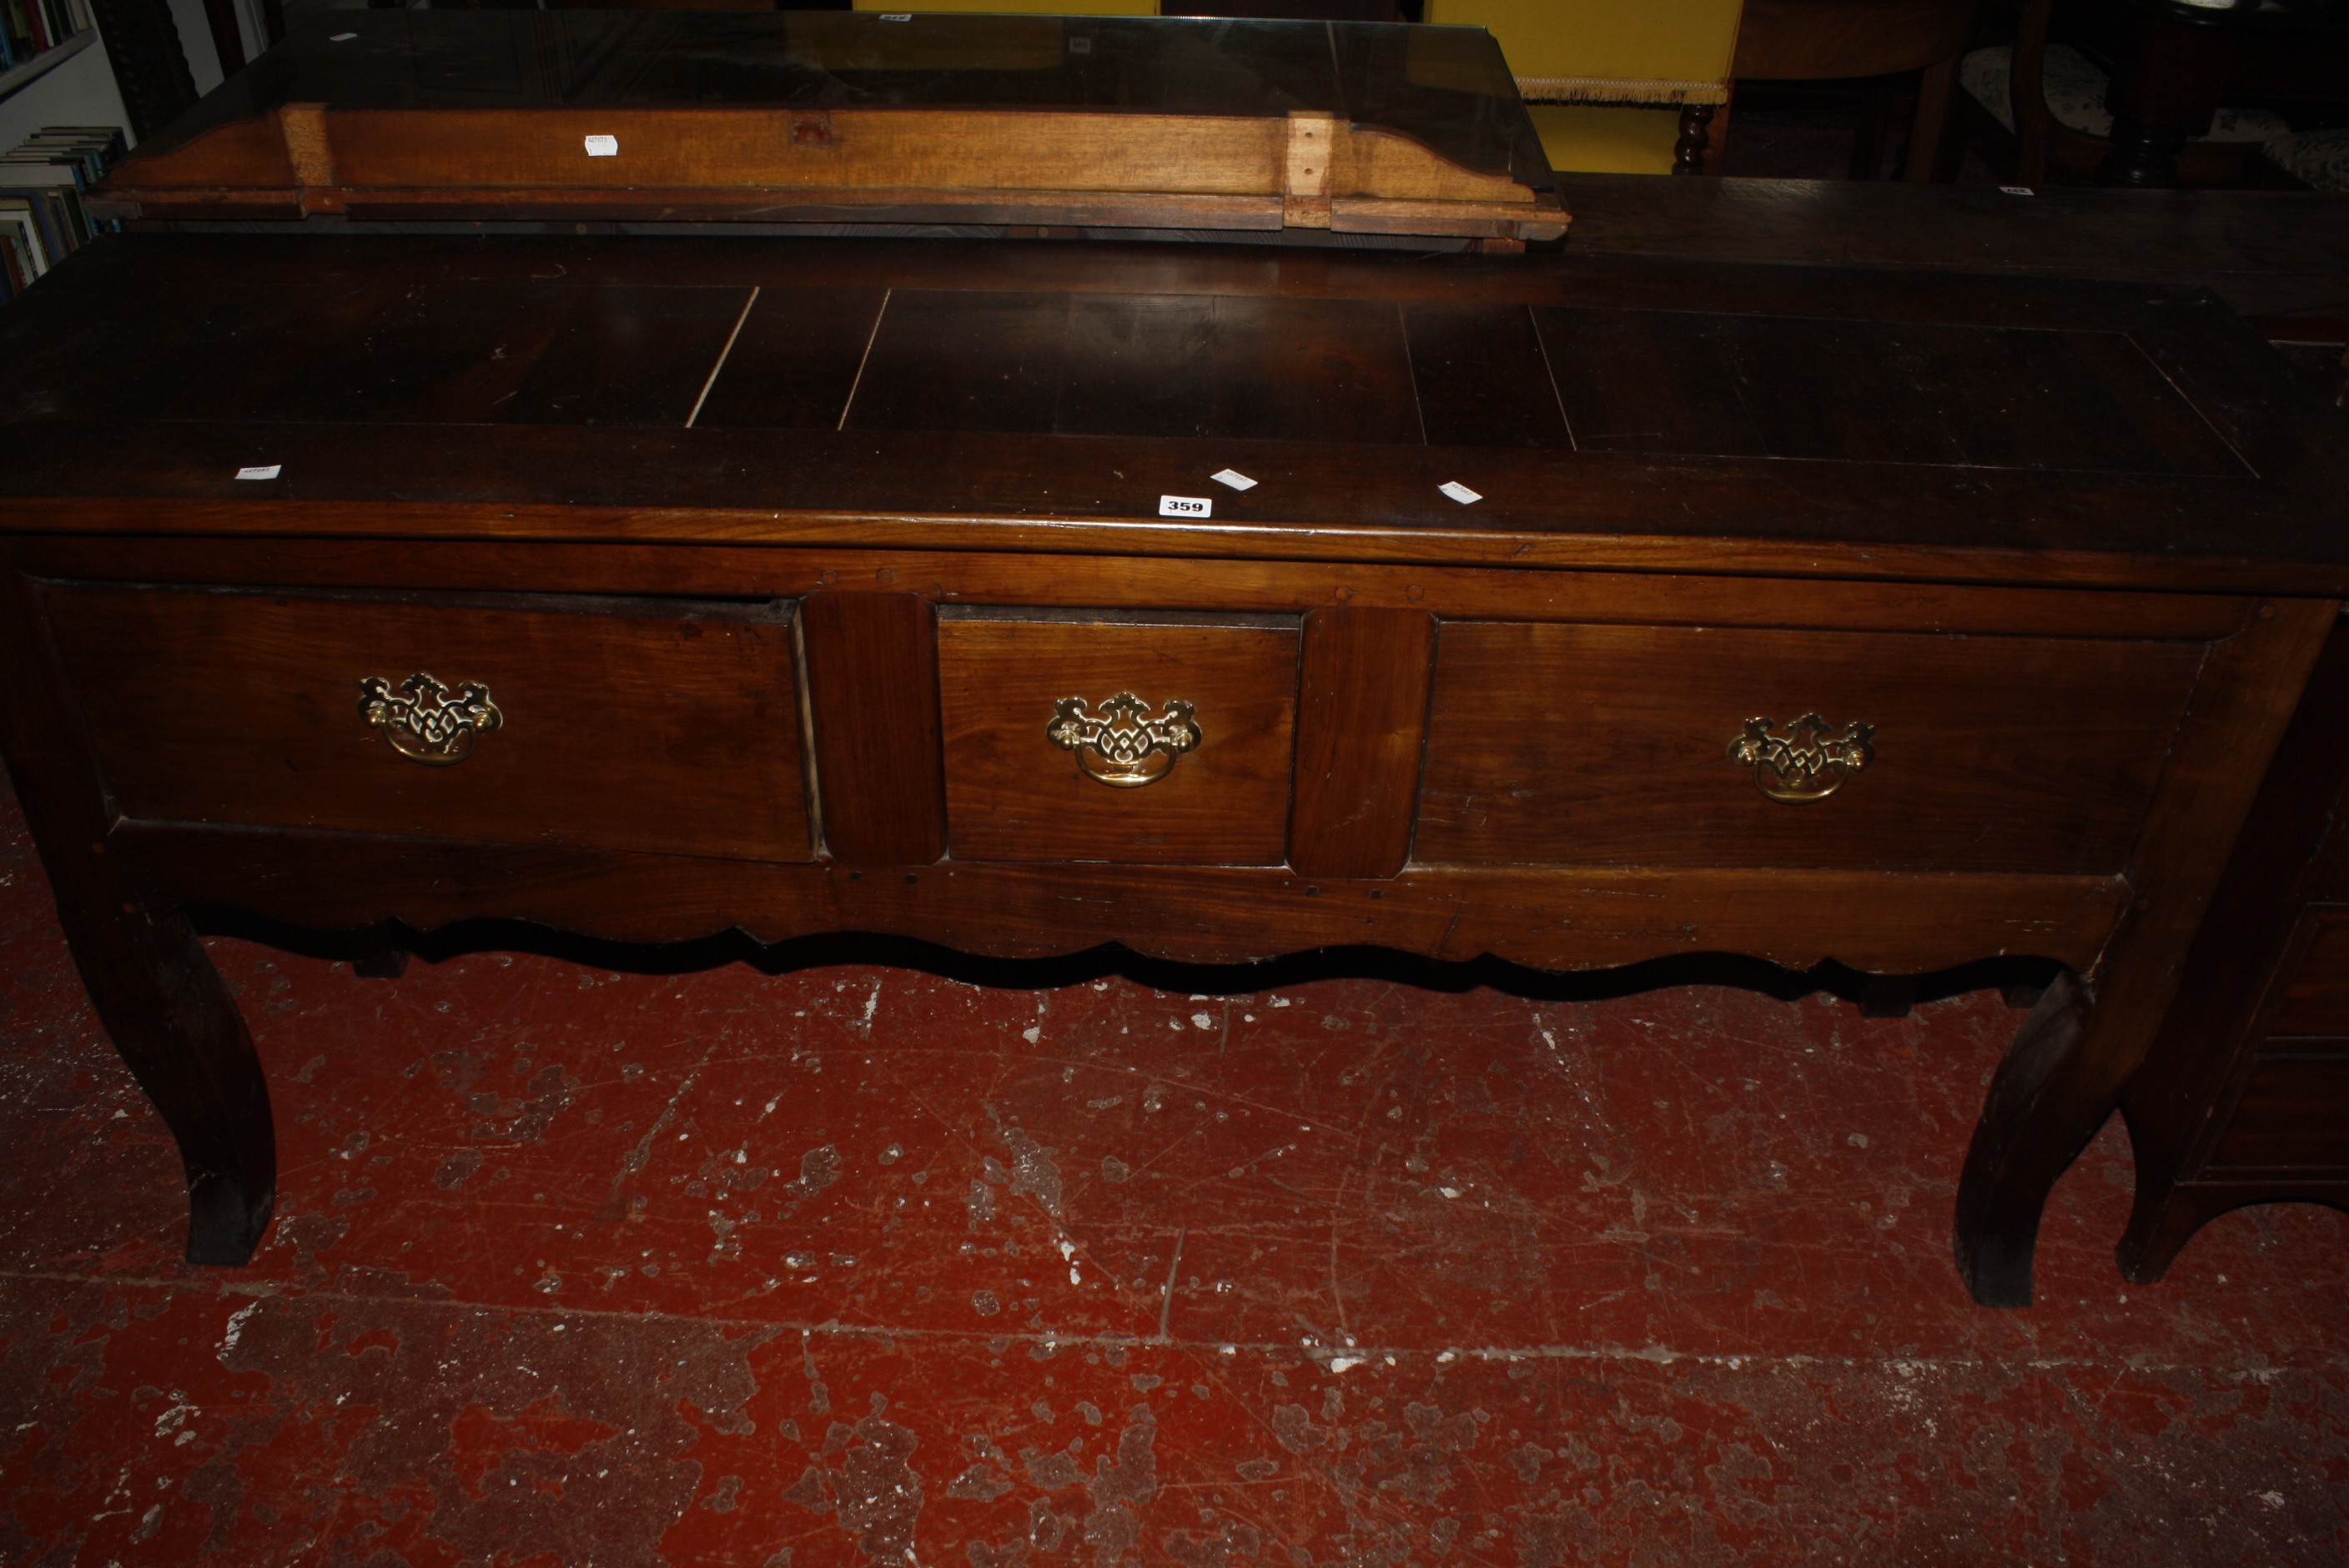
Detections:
[1289, 606, 1435, 881]
[2207, 1056, 2349, 1172]
[44, 585, 813, 862]
[798, 591, 948, 867]
[1416, 621, 2211, 876]
[4, 237, 2342, 596]
[937, 613, 1300, 866]
[115, 822, 2135, 976]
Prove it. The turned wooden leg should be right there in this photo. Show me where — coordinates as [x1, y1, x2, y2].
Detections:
[1954, 970, 2096, 1307]
[0, 560, 276, 1265]
[1673, 106, 1715, 177]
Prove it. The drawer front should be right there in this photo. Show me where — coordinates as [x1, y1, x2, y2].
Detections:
[47, 585, 812, 862]
[937, 612, 1299, 865]
[2208, 1051, 2349, 1174]
[2266, 910, 2349, 1038]
[1416, 622, 2206, 873]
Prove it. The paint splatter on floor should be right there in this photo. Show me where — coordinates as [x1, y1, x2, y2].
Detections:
[0, 792, 2341, 1565]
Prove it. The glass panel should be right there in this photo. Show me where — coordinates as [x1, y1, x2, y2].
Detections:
[140, 10, 1551, 196]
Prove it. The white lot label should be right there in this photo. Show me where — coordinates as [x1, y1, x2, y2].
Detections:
[234, 465, 281, 481]
[329, 31, 355, 41]
[584, 134, 619, 157]
[1438, 480, 1481, 505]
[1158, 495, 1212, 518]
[1210, 468, 1256, 490]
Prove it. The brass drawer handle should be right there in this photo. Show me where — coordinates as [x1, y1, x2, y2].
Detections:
[1049, 691, 1200, 787]
[359, 673, 503, 766]
[1729, 713, 1874, 802]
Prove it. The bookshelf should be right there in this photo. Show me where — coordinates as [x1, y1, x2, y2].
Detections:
[0, 0, 93, 80]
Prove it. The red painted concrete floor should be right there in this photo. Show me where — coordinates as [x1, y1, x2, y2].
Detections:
[1, 797, 2346, 1566]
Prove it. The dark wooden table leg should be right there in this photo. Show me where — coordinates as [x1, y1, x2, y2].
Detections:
[2095, 4, 2232, 188]
[1952, 598, 2334, 1306]
[1674, 106, 1716, 176]
[350, 922, 411, 979]
[1954, 971, 2095, 1305]
[2116, 1180, 2222, 1284]
[0, 563, 276, 1265]
[67, 902, 276, 1265]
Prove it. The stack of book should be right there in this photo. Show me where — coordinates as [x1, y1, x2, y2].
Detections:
[0, 0, 90, 70]
[0, 125, 122, 303]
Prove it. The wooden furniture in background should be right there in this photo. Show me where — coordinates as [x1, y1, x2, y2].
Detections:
[1421, 0, 1747, 175]
[2120, 616, 2349, 1280]
[1, 233, 2345, 1309]
[1731, 0, 1980, 179]
[82, 0, 198, 141]
[1948, 0, 2293, 187]
[2089, 0, 2349, 188]
[89, 12, 1563, 246]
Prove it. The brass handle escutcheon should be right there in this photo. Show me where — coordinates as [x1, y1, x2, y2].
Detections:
[1048, 691, 1200, 787]
[360, 672, 503, 766]
[1729, 713, 1874, 802]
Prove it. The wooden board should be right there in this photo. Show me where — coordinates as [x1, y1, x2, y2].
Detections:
[93, 13, 1566, 244]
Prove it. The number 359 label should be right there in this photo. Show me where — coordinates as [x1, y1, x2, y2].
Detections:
[1158, 495, 1212, 518]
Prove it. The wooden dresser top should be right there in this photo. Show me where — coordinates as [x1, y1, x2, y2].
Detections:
[3, 234, 2343, 591]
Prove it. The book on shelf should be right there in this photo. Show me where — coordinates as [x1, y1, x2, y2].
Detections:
[0, 0, 88, 72]
[0, 126, 121, 303]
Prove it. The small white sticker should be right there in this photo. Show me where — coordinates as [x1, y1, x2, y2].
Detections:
[1438, 480, 1481, 505]
[1210, 468, 1256, 491]
[878, 11, 911, 18]
[235, 465, 281, 481]
[329, 31, 356, 41]
[1158, 495, 1212, 518]
[584, 134, 619, 158]
[1999, 184, 2035, 196]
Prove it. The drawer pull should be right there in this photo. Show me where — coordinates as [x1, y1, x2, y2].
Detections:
[1049, 691, 1200, 787]
[359, 673, 504, 766]
[1729, 713, 1874, 802]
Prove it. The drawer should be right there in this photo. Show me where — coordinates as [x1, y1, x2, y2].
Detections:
[1416, 622, 2206, 874]
[45, 585, 812, 862]
[936, 610, 1299, 865]
[2266, 911, 2349, 1038]
[2208, 1052, 2349, 1174]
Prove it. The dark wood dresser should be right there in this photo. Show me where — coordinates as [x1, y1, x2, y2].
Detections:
[2120, 614, 2349, 1278]
[2, 234, 2345, 1308]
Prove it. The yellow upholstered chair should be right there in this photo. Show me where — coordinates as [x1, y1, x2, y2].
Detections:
[1421, 0, 1747, 174]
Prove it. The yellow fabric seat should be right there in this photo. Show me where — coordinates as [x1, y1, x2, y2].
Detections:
[1525, 105, 1687, 176]
[1423, 0, 1746, 174]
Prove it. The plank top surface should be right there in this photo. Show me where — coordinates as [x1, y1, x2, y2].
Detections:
[3, 232, 2345, 591]
[1552, 175, 2349, 324]
[126, 10, 1552, 196]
